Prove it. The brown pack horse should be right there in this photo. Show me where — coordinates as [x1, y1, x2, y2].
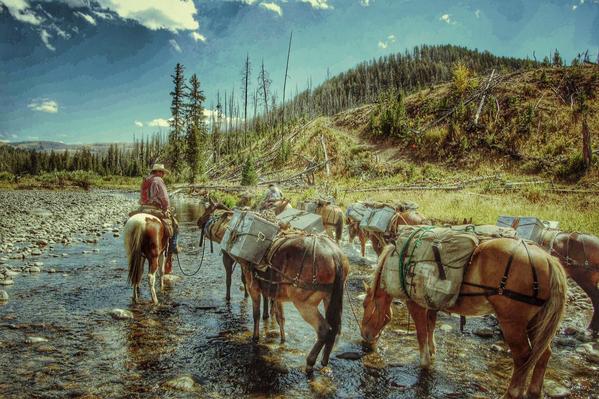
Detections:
[316, 203, 344, 243]
[124, 213, 173, 304]
[362, 238, 567, 399]
[348, 207, 429, 257]
[538, 229, 599, 333]
[198, 200, 349, 367]
[201, 208, 272, 318]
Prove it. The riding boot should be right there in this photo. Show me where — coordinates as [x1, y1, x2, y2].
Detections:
[170, 232, 179, 254]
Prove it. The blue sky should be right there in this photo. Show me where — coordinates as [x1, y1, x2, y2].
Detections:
[1, 0, 598, 144]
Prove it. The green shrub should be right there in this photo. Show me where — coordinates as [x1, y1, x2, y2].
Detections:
[212, 191, 238, 208]
[241, 156, 258, 186]
[556, 152, 588, 180]
[0, 171, 14, 181]
[369, 90, 411, 138]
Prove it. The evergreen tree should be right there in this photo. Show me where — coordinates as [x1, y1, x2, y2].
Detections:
[552, 49, 563, 67]
[185, 73, 206, 182]
[168, 63, 186, 174]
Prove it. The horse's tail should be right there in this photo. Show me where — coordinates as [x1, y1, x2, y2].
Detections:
[325, 250, 348, 345]
[523, 253, 567, 375]
[125, 216, 146, 286]
[335, 210, 344, 243]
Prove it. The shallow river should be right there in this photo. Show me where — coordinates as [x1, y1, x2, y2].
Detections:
[0, 194, 597, 398]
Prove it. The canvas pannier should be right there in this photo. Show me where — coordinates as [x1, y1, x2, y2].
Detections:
[450, 224, 517, 241]
[497, 216, 544, 242]
[360, 206, 395, 233]
[276, 208, 325, 233]
[222, 210, 280, 264]
[381, 226, 479, 310]
[346, 203, 370, 222]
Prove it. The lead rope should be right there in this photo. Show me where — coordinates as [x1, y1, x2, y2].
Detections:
[175, 233, 206, 277]
[344, 280, 362, 332]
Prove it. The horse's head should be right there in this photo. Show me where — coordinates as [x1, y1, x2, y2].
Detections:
[196, 197, 229, 230]
[361, 279, 393, 348]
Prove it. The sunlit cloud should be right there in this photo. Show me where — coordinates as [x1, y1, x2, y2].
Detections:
[169, 39, 182, 53]
[134, 120, 143, 127]
[260, 2, 282, 16]
[74, 11, 96, 25]
[147, 118, 170, 128]
[301, 0, 333, 10]
[440, 13, 455, 24]
[377, 34, 395, 49]
[190, 31, 206, 42]
[28, 98, 59, 113]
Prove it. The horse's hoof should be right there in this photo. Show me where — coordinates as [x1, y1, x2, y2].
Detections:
[280, 338, 286, 344]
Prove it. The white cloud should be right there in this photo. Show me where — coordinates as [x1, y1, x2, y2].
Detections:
[148, 118, 170, 128]
[190, 31, 206, 42]
[74, 11, 96, 25]
[39, 29, 55, 50]
[95, 0, 199, 32]
[169, 39, 182, 53]
[2, 0, 43, 25]
[242, 0, 259, 4]
[28, 99, 59, 113]
[301, 0, 333, 10]
[134, 120, 143, 127]
[377, 34, 395, 49]
[572, 4, 578, 10]
[440, 14, 455, 24]
[360, 0, 372, 6]
[92, 9, 113, 20]
[260, 2, 282, 16]
[474, 9, 480, 18]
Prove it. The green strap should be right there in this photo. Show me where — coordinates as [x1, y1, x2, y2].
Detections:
[398, 226, 434, 297]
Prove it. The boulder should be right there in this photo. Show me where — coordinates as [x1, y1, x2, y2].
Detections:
[0, 290, 8, 302]
[26, 336, 49, 344]
[544, 380, 571, 398]
[473, 327, 494, 338]
[109, 308, 134, 320]
[163, 375, 201, 392]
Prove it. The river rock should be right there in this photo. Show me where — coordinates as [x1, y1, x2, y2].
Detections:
[0, 290, 8, 302]
[26, 336, 49, 344]
[164, 375, 200, 392]
[439, 324, 453, 333]
[544, 380, 570, 398]
[577, 343, 599, 363]
[28, 266, 41, 273]
[109, 309, 134, 320]
[162, 274, 181, 287]
[473, 327, 494, 338]
[554, 336, 577, 348]
[0, 278, 14, 286]
[336, 351, 364, 360]
[30, 248, 42, 256]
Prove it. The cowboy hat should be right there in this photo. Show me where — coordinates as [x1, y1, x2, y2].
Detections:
[151, 163, 169, 174]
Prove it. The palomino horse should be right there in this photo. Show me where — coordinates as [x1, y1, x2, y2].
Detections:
[124, 213, 173, 304]
[316, 203, 344, 243]
[362, 238, 567, 399]
[538, 229, 599, 333]
[198, 200, 349, 367]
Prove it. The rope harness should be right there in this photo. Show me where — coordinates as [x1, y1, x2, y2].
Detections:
[541, 230, 598, 272]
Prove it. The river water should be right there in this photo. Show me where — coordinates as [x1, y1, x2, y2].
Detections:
[0, 194, 597, 398]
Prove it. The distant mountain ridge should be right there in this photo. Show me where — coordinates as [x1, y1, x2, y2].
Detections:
[4, 141, 133, 154]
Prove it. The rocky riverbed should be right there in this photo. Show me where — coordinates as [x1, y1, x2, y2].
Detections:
[0, 189, 598, 398]
[0, 190, 136, 293]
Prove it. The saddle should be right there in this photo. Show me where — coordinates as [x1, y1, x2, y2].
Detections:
[129, 205, 175, 237]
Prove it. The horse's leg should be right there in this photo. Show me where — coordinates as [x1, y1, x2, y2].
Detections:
[525, 347, 551, 399]
[497, 319, 532, 399]
[571, 271, 599, 332]
[262, 293, 270, 321]
[293, 298, 329, 368]
[222, 252, 234, 302]
[246, 273, 262, 341]
[132, 283, 139, 303]
[359, 231, 366, 257]
[320, 296, 336, 367]
[426, 310, 438, 357]
[274, 301, 286, 343]
[406, 300, 431, 368]
[148, 256, 159, 305]
[159, 252, 165, 291]
[240, 271, 249, 298]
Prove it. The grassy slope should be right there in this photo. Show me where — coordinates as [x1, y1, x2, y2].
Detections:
[217, 66, 599, 234]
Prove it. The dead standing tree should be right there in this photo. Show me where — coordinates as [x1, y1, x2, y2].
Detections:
[258, 60, 272, 129]
[242, 54, 251, 146]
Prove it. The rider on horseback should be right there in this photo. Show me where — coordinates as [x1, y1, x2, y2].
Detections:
[260, 183, 283, 210]
[139, 163, 179, 253]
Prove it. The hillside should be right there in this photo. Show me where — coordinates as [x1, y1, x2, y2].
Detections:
[220, 65, 598, 185]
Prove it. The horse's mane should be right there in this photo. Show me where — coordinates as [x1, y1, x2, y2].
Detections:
[371, 244, 395, 294]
